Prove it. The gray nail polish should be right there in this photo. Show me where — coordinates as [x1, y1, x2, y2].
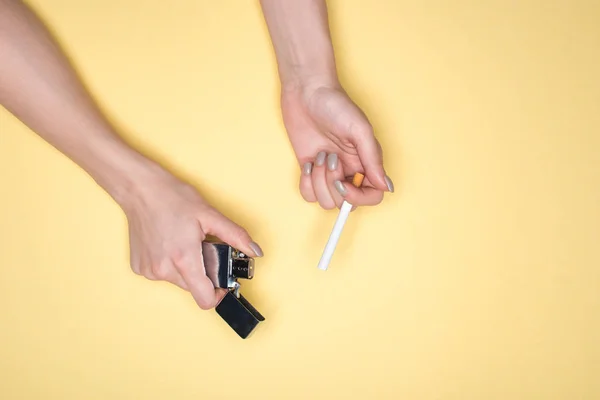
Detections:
[249, 241, 263, 257]
[334, 180, 347, 196]
[327, 153, 338, 171]
[385, 175, 395, 193]
[303, 162, 313, 175]
[315, 151, 326, 166]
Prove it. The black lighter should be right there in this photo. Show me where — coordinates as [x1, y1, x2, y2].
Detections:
[202, 240, 265, 339]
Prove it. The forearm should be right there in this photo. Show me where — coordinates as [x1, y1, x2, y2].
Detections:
[0, 0, 159, 203]
[259, 0, 339, 90]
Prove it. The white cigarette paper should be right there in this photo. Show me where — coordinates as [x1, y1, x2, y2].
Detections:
[317, 173, 364, 271]
[317, 200, 353, 271]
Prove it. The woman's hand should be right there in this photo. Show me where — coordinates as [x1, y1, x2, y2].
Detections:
[281, 82, 394, 210]
[0, 0, 262, 311]
[119, 168, 263, 310]
[260, 0, 394, 210]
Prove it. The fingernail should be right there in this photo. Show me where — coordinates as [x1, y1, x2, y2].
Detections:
[249, 241, 263, 257]
[334, 180, 347, 196]
[327, 153, 338, 171]
[385, 175, 395, 193]
[315, 151, 326, 166]
[303, 162, 312, 175]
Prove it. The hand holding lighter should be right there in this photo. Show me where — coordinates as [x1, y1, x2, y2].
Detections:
[202, 240, 265, 339]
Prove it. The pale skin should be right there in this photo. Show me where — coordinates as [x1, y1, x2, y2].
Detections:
[0, 0, 393, 310]
[260, 0, 394, 209]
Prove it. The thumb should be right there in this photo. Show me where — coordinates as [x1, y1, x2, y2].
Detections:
[202, 209, 264, 258]
[352, 123, 392, 192]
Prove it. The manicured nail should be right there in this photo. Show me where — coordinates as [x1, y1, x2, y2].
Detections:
[327, 153, 338, 171]
[315, 151, 326, 166]
[303, 162, 312, 175]
[334, 180, 347, 196]
[249, 241, 263, 257]
[385, 175, 395, 193]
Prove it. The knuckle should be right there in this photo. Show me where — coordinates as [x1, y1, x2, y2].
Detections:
[231, 226, 250, 242]
[196, 297, 214, 310]
[349, 120, 374, 138]
[300, 189, 317, 203]
[154, 270, 169, 281]
[299, 183, 316, 202]
[202, 207, 223, 227]
[321, 201, 336, 210]
[151, 266, 164, 280]
[151, 261, 170, 280]
[142, 269, 157, 280]
[138, 261, 152, 277]
[169, 247, 190, 268]
[130, 261, 142, 275]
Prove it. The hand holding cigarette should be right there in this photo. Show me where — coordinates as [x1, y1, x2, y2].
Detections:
[280, 86, 394, 210]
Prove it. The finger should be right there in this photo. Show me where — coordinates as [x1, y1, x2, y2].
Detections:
[332, 179, 385, 207]
[325, 153, 346, 208]
[168, 274, 189, 291]
[351, 122, 393, 193]
[139, 251, 155, 280]
[299, 161, 317, 202]
[312, 151, 336, 210]
[129, 246, 142, 276]
[171, 246, 219, 310]
[202, 209, 264, 257]
[128, 226, 142, 275]
[152, 258, 189, 290]
[215, 288, 228, 304]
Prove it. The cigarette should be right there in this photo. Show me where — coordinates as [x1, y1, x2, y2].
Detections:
[317, 172, 365, 271]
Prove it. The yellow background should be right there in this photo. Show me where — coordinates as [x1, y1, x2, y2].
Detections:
[1, 0, 599, 398]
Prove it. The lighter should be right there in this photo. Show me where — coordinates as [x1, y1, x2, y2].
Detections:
[202, 240, 265, 339]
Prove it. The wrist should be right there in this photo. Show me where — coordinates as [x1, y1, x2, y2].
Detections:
[79, 132, 167, 208]
[277, 44, 340, 93]
[279, 54, 343, 99]
[280, 71, 344, 111]
[103, 155, 171, 211]
[261, 0, 340, 93]
[280, 68, 340, 95]
[104, 157, 167, 210]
